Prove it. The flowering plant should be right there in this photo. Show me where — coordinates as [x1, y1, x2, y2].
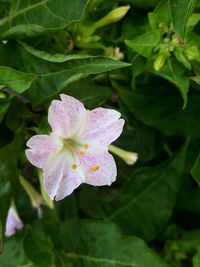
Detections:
[0, 1, 200, 267]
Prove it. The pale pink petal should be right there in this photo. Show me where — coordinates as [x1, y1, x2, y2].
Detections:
[43, 152, 83, 201]
[25, 135, 60, 168]
[79, 108, 125, 146]
[81, 149, 117, 186]
[5, 206, 23, 237]
[48, 95, 86, 137]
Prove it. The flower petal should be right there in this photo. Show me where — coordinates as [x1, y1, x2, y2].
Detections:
[5, 206, 23, 237]
[26, 135, 61, 168]
[48, 94, 86, 137]
[79, 108, 124, 147]
[43, 152, 83, 201]
[81, 149, 117, 186]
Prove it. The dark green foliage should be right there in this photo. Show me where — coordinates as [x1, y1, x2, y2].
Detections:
[0, 1, 200, 266]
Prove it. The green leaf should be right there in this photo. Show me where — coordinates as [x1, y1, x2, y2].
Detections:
[20, 42, 92, 63]
[148, 0, 171, 29]
[125, 30, 160, 58]
[191, 153, 200, 185]
[105, 142, 188, 241]
[23, 227, 54, 267]
[0, 67, 36, 93]
[60, 220, 171, 267]
[0, 237, 27, 267]
[119, 86, 200, 138]
[168, 0, 196, 41]
[25, 56, 130, 106]
[147, 59, 189, 108]
[0, 0, 89, 38]
[63, 78, 111, 109]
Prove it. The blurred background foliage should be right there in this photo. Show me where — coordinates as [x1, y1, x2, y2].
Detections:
[1, 0, 200, 266]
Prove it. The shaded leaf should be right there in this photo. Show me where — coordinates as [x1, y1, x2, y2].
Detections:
[60, 220, 171, 267]
[125, 31, 160, 58]
[168, 0, 196, 41]
[0, 67, 36, 93]
[191, 153, 200, 185]
[0, 0, 89, 38]
[119, 86, 200, 138]
[147, 59, 189, 108]
[105, 142, 188, 241]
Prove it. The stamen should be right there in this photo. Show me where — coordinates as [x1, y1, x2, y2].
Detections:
[71, 164, 77, 170]
[89, 165, 100, 173]
[79, 151, 85, 156]
[83, 144, 89, 149]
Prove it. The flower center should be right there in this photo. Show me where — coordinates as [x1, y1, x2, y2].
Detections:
[59, 137, 100, 173]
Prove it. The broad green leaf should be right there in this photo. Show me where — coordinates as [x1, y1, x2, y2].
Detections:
[168, 0, 196, 41]
[125, 30, 160, 58]
[148, 0, 171, 29]
[0, 67, 36, 93]
[191, 153, 200, 185]
[62, 78, 111, 109]
[25, 57, 130, 106]
[0, 237, 27, 267]
[20, 42, 92, 63]
[176, 174, 200, 214]
[23, 227, 54, 267]
[119, 86, 200, 138]
[147, 59, 189, 108]
[60, 220, 171, 267]
[105, 143, 188, 241]
[0, 0, 89, 38]
[0, 42, 130, 106]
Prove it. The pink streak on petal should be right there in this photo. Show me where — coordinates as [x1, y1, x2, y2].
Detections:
[79, 107, 124, 146]
[5, 206, 23, 237]
[82, 150, 117, 186]
[25, 135, 58, 168]
[43, 152, 82, 200]
[48, 95, 86, 137]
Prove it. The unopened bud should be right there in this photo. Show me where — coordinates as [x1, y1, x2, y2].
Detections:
[109, 145, 138, 165]
[94, 6, 130, 29]
[184, 45, 200, 61]
[154, 46, 169, 71]
[19, 175, 44, 215]
[0, 92, 6, 99]
[5, 202, 23, 237]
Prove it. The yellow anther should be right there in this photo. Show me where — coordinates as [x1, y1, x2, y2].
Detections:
[83, 144, 89, 149]
[79, 151, 85, 156]
[89, 165, 100, 173]
[72, 164, 77, 170]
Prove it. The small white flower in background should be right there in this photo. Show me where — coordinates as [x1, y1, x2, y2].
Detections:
[26, 94, 125, 201]
[5, 204, 23, 237]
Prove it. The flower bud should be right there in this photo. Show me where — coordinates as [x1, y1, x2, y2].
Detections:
[94, 6, 130, 29]
[184, 45, 200, 61]
[109, 145, 138, 165]
[0, 92, 6, 99]
[154, 46, 169, 71]
[5, 203, 23, 237]
[19, 175, 43, 210]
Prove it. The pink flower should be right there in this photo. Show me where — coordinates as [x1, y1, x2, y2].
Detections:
[26, 94, 124, 201]
[5, 205, 23, 237]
